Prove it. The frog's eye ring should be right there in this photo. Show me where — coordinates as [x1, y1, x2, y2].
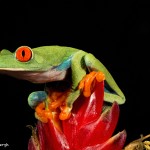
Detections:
[15, 46, 32, 62]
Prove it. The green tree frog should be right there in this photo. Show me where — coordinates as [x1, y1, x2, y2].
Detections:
[0, 45, 125, 120]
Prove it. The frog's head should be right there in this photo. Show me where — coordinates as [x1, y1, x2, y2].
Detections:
[0, 46, 67, 83]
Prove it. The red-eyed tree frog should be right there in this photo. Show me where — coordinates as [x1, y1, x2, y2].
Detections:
[0, 45, 125, 120]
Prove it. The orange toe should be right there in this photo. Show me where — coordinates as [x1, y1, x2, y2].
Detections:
[59, 106, 72, 120]
[96, 71, 105, 82]
[78, 71, 105, 97]
[35, 102, 53, 123]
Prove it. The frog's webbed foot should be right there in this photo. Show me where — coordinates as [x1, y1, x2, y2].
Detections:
[33, 89, 71, 122]
[48, 90, 72, 120]
[78, 71, 105, 97]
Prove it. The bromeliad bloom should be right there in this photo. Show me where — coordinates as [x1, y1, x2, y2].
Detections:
[28, 72, 127, 150]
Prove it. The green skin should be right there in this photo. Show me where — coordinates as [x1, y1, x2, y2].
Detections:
[0, 45, 125, 109]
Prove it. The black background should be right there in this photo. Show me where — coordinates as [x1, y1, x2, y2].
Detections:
[0, 1, 150, 149]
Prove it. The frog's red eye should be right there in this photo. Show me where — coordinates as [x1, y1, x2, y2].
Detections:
[15, 46, 32, 62]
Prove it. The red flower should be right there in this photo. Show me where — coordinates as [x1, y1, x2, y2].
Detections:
[28, 80, 126, 150]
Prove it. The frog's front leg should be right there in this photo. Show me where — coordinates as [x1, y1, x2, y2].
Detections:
[60, 51, 105, 120]
[58, 51, 87, 120]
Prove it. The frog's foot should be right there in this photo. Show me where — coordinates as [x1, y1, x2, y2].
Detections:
[49, 91, 69, 110]
[59, 105, 72, 120]
[78, 71, 105, 97]
[35, 90, 71, 122]
[49, 91, 72, 120]
[35, 102, 53, 123]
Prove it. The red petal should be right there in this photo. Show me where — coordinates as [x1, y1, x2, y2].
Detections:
[37, 121, 70, 150]
[99, 130, 127, 150]
[75, 81, 104, 126]
[82, 130, 127, 150]
[37, 121, 50, 150]
[62, 81, 104, 148]
[76, 101, 120, 148]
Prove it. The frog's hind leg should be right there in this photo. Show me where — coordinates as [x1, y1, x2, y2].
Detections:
[28, 91, 47, 109]
[59, 51, 87, 120]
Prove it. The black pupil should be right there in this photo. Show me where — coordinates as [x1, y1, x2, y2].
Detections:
[22, 50, 25, 57]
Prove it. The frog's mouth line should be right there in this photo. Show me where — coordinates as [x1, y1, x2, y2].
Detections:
[0, 69, 68, 84]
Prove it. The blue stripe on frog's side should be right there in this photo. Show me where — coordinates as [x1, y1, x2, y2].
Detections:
[55, 56, 72, 71]
[28, 91, 47, 108]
